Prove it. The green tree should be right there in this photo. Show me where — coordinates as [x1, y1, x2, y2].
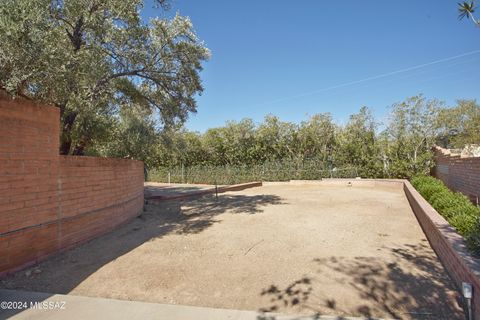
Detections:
[383, 95, 441, 178]
[0, 0, 210, 155]
[255, 115, 298, 162]
[458, 1, 479, 26]
[436, 99, 480, 148]
[335, 106, 382, 177]
[297, 114, 336, 163]
[202, 127, 229, 166]
[91, 105, 161, 168]
[181, 131, 208, 166]
[155, 128, 205, 167]
[219, 119, 257, 165]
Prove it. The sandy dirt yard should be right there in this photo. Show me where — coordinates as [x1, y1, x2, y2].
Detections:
[1, 184, 464, 319]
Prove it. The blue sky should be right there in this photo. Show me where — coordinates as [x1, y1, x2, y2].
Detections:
[144, 1, 480, 132]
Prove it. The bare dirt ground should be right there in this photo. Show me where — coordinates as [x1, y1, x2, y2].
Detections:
[1, 184, 464, 319]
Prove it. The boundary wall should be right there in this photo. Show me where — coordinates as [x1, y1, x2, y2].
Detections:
[0, 92, 144, 276]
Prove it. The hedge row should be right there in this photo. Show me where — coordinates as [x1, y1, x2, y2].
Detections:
[411, 175, 480, 255]
[148, 163, 358, 185]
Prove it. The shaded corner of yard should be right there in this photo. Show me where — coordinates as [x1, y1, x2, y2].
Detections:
[154, 192, 286, 234]
[0, 190, 286, 296]
[257, 242, 464, 320]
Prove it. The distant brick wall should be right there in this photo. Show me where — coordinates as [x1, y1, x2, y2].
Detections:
[433, 146, 480, 204]
[0, 92, 144, 276]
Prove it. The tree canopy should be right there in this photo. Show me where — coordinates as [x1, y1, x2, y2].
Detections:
[1, 1, 478, 179]
[0, 0, 210, 155]
[458, 1, 479, 26]
[143, 96, 479, 179]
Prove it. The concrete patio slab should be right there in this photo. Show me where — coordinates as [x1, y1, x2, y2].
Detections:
[0, 289, 391, 320]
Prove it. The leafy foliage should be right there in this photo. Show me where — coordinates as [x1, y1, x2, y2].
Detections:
[378, 95, 442, 178]
[153, 95, 470, 179]
[149, 162, 358, 185]
[88, 105, 162, 168]
[458, 1, 479, 25]
[411, 175, 480, 255]
[335, 107, 382, 178]
[1, 1, 478, 171]
[436, 99, 480, 148]
[0, 0, 210, 155]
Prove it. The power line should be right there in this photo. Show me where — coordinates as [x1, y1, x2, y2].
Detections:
[303, 56, 480, 100]
[254, 49, 480, 106]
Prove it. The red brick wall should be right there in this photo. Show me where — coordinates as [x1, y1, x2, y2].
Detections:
[58, 156, 143, 249]
[0, 93, 144, 276]
[404, 181, 480, 318]
[433, 146, 480, 204]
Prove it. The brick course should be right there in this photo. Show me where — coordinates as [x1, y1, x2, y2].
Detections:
[0, 92, 144, 276]
[433, 146, 480, 204]
[404, 181, 480, 318]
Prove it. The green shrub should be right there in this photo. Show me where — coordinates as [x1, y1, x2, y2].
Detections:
[411, 175, 443, 188]
[411, 176, 444, 199]
[431, 192, 471, 215]
[444, 205, 479, 220]
[149, 162, 358, 185]
[411, 175, 480, 255]
[450, 213, 477, 236]
[466, 219, 480, 256]
[417, 184, 445, 202]
[428, 190, 453, 209]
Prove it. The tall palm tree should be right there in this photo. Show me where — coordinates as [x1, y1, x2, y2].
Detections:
[458, 1, 479, 25]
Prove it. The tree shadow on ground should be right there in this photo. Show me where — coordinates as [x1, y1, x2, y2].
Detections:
[154, 193, 285, 234]
[0, 191, 285, 296]
[144, 184, 213, 198]
[258, 277, 315, 318]
[257, 242, 465, 320]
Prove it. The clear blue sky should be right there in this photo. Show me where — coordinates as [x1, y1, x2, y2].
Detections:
[143, 0, 480, 132]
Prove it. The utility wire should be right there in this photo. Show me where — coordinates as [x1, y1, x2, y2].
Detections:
[254, 49, 480, 106]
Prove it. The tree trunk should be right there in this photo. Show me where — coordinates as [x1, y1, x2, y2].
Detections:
[72, 136, 88, 155]
[59, 111, 77, 155]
